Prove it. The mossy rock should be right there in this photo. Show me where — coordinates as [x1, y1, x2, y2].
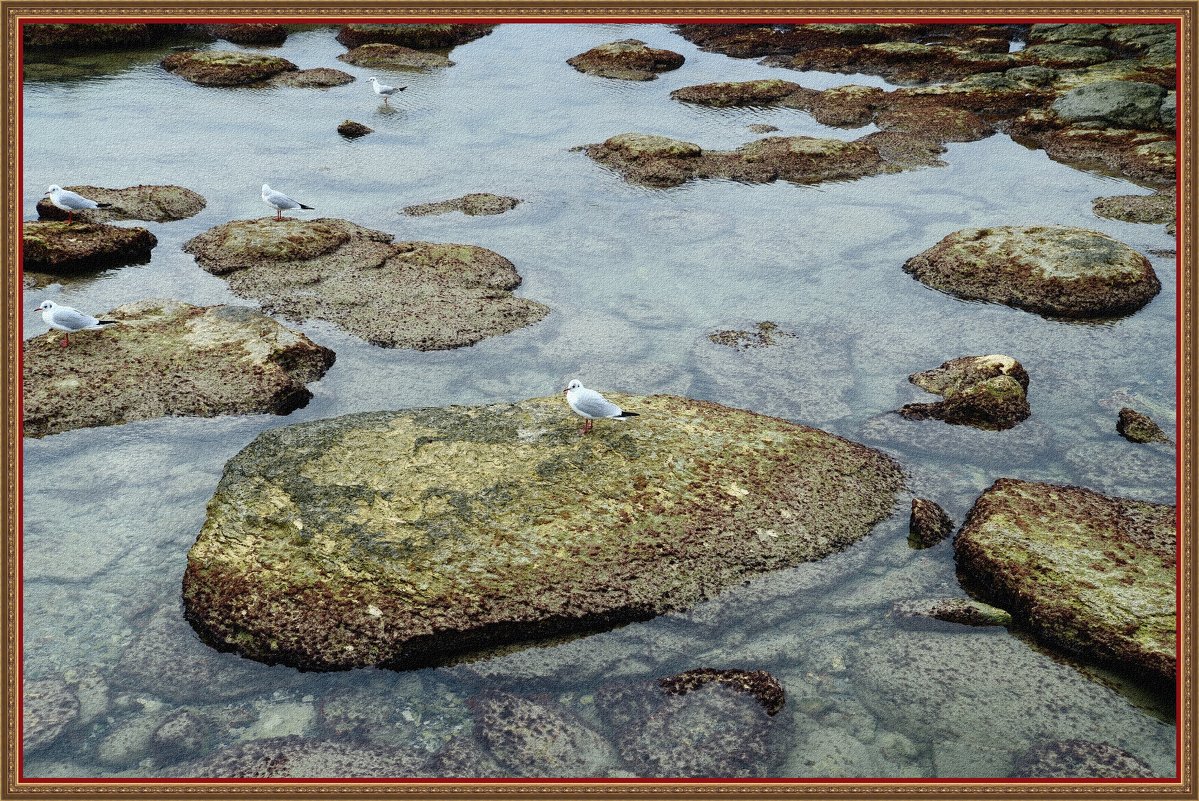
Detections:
[204, 23, 288, 46]
[566, 39, 685, 81]
[898, 354, 1031, 430]
[1091, 192, 1173, 225]
[161, 49, 297, 86]
[23, 23, 189, 51]
[335, 23, 494, 50]
[269, 68, 355, 88]
[955, 478, 1175, 685]
[775, 42, 1016, 84]
[1117, 407, 1169, 443]
[23, 300, 335, 438]
[337, 44, 453, 70]
[36, 184, 206, 223]
[22, 220, 156, 273]
[890, 597, 1012, 627]
[184, 218, 548, 350]
[182, 395, 903, 670]
[902, 225, 1160, 318]
[403, 193, 520, 217]
[671, 79, 807, 107]
[337, 120, 373, 139]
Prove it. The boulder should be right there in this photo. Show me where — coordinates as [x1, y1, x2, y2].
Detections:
[403, 193, 521, 217]
[36, 184, 206, 223]
[903, 226, 1160, 319]
[161, 49, 297, 86]
[23, 300, 334, 438]
[1117, 407, 1169, 443]
[898, 355, 1031, 430]
[337, 44, 453, 70]
[182, 395, 903, 670]
[1052, 80, 1167, 129]
[955, 479, 1175, 684]
[22, 221, 155, 273]
[908, 497, 953, 547]
[183, 218, 548, 350]
[336, 120, 373, 139]
[335, 23, 494, 50]
[567, 39, 685, 80]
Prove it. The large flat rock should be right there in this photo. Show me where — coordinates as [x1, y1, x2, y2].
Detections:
[183, 395, 903, 670]
[955, 478, 1175, 685]
[23, 221, 156, 274]
[23, 300, 334, 438]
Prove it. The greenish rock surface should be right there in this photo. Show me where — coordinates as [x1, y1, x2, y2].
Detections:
[891, 597, 1012, 627]
[1092, 192, 1174, 225]
[899, 354, 1031, 430]
[1051, 80, 1167, 129]
[403, 193, 520, 217]
[23, 300, 334, 438]
[36, 184, 206, 223]
[337, 43, 453, 70]
[183, 218, 548, 350]
[335, 23, 494, 50]
[581, 132, 905, 189]
[23, 221, 156, 274]
[954, 478, 1176, 685]
[567, 39, 685, 80]
[160, 49, 297, 86]
[908, 497, 953, 548]
[1117, 407, 1169, 443]
[902, 226, 1160, 318]
[182, 395, 904, 671]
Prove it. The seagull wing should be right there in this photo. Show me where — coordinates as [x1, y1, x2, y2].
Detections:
[51, 307, 100, 330]
[572, 388, 624, 419]
[265, 189, 300, 210]
[58, 189, 97, 210]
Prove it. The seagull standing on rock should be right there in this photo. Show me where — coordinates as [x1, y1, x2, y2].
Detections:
[35, 300, 118, 348]
[43, 185, 112, 224]
[564, 379, 640, 435]
[262, 184, 314, 221]
[366, 77, 406, 104]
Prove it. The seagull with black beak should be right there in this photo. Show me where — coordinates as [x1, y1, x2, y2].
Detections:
[563, 379, 639, 435]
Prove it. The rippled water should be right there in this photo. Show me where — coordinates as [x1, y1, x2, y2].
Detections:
[22, 23, 1176, 779]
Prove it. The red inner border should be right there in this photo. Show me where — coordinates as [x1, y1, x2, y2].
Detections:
[14, 14, 1187, 787]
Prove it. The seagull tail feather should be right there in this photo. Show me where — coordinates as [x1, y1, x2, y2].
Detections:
[299, 203, 315, 210]
[616, 411, 640, 418]
[97, 320, 119, 326]
[95, 202, 114, 208]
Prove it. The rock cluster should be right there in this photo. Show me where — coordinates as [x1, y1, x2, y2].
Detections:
[899, 355, 1031, 430]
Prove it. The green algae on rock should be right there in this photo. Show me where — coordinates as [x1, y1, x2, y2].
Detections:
[954, 478, 1176, 685]
[182, 395, 904, 671]
[567, 39, 685, 81]
[160, 49, 297, 86]
[35, 184, 206, 223]
[1117, 407, 1169, 443]
[1092, 192, 1174, 226]
[908, 496, 953, 548]
[337, 44, 453, 70]
[903, 226, 1160, 318]
[23, 220, 156, 274]
[403, 193, 521, 217]
[23, 300, 335, 438]
[890, 597, 1012, 628]
[899, 354, 1031, 431]
[183, 218, 548, 350]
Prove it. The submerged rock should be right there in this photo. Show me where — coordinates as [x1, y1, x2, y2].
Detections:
[23, 23, 190, 51]
[269, 68, 355, 88]
[23, 300, 334, 438]
[205, 23, 287, 46]
[337, 44, 453, 70]
[161, 49, 297, 86]
[471, 692, 616, 777]
[403, 193, 521, 217]
[908, 497, 953, 547]
[337, 119, 373, 139]
[707, 321, 793, 350]
[1011, 739, 1155, 778]
[335, 23, 494, 50]
[955, 478, 1176, 684]
[182, 395, 903, 671]
[36, 184, 206, 223]
[22, 221, 156, 273]
[891, 597, 1012, 627]
[180, 735, 428, 778]
[660, 669, 785, 716]
[183, 218, 548, 350]
[899, 355, 1031, 431]
[1117, 407, 1169, 443]
[567, 39, 685, 80]
[1091, 192, 1174, 225]
[903, 226, 1160, 318]
[23, 679, 79, 753]
[580, 132, 907, 189]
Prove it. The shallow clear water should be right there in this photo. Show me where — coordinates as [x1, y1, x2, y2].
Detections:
[22, 23, 1176, 779]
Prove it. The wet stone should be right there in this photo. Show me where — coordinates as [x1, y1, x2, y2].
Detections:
[404, 193, 521, 217]
[161, 49, 297, 86]
[335, 23, 494, 50]
[23, 679, 80, 753]
[1117, 407, 1169, 443]
[567, 39, 685, 81]
[471, 692, 616, 777]
[205, 23, 287, 46]
[36, 184, 206, 223]
[1051, 80, 1167, 129]
[898, 355, 1031, 431]
[337, 44, 453, 70]
[178, 735, 429, 778]
[23, 221, 156, 274]
[1011, 739, 1155, 778]
[23, 300, 335, 438]
[908, 497, 953, 548]
[337, 119, 373, 138]
[891, 597, 1012, 627]
[659, 668, 785, 716]
[1091, 192, 1174, 225]
[269, 68, 355, 88]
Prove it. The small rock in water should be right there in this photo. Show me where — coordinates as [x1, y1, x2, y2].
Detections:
[35, 184, 206, 223]
[1116, 406, 1169, 443]
[470, 692, 617, 777]
[659, 668, 785, 716]
[891, 597, 1013, 627]
[898, 354, 1030, 430]
[908, 497, 954, 547]
[337, 119, 373, 138]
[23, 221, 156, 274]
[567, 39, 685, 81]
[161, 49, 297, 86]
[152, 709, 213, 761]
[403, 193, 521, 217]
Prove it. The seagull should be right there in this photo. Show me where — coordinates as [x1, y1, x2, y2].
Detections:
[43, 185, 112, 225]
[366, 76, 406, 104]
[261, 184, 314, 221]
[35, 300, 118, 348]
[563, 379, 640, 435]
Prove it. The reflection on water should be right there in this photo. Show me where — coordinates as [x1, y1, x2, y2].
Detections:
[22, 23, 1176, 778]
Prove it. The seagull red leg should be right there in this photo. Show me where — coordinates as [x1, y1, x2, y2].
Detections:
[60, 334, 69, 348]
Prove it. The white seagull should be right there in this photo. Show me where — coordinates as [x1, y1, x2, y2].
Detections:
[262, 183, 314, 221]
[43, 185, 112, 224]
[366, 76, 406, 104]
[563, 379, 639, 435]
[35, 300, 118, 348]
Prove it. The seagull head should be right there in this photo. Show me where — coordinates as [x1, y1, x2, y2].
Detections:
[44, 184, 61, 197]
[262, 183, 271, 193]
[367, 76, 378, 83]
[35, 300, 55, 312]
[565, 379, 582, 394]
